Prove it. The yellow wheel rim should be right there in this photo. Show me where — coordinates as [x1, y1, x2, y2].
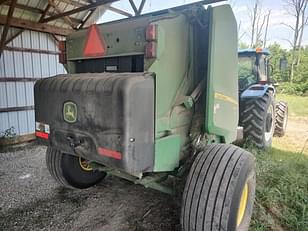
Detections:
[237, 183, 249, 226]
[79, 157, 93, 171]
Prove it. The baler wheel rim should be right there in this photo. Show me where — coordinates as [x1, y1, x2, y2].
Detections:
[79, 157, 93, 171]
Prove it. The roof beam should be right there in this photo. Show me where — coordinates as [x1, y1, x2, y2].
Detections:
[3, 1, 83, 24]
[138, 0, 146, 15]
[0, 15, 73, 35]
[56, 0, 86, 8]
[0, 0, 8, 5]
[4, 29, 23, 45]
[39, 3, 51, 21]
[2, 2, 43, 13]
[108, 6, 133, 17]
[48, 0, 77, 28]
[0, 0, 16, 56]
[41, 0, 118, 23]
[4, 3, 51, 46]
[78, 9, 94, 29]
[129, 0, 138, 15]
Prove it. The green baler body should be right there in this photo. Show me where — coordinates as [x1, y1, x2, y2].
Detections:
[63, 4, 238, 173]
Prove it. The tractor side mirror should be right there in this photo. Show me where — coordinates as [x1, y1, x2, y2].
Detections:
[279, 57, 288, 72]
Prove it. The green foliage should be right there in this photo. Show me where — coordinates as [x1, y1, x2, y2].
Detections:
[268, 44, 308, 95]
[278, 82, 308, 96]
[294, 47, 308, 83]
[0, 127, 16, 139]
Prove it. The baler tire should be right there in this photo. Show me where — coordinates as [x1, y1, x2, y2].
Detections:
[242, 91, 275, 149]
[274, 101, 288, 137]
[181, 144, 256, 231]
[46, 147, 106, 189]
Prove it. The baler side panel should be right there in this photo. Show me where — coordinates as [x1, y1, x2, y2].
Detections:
[146, 15, 193, 171]
[205, 5, 239, 144]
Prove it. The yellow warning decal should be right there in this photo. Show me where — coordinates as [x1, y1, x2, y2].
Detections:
[214, 92, 238, 106]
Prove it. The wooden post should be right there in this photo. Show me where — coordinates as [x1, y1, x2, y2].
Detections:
[0, 0, 17, 57]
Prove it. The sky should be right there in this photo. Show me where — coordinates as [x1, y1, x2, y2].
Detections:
[97, 0, 308, 49]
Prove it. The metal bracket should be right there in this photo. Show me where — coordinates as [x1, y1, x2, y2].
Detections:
[90, 163, 174, 194]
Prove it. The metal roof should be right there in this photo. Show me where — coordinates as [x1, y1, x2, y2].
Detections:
[0, 0, 119, 31]
[0, 0, 149, 56]
[0, 0, 224, 56]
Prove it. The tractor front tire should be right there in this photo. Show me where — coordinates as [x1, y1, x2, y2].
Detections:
[181, 144, 256, 231]
[242, 91, 275, 149]
[274, 101, 288, 137]
[46, 147, 106, 189]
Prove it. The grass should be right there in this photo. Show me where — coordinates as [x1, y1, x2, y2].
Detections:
[249, 94, 308, 231]
[276, 94, 308, 117]
[250, 147, 308, 231]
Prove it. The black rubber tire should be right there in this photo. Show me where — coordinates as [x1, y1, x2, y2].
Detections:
[242, 91, 275, 149]
[46, 147, 106, 189]
[274, 101, 288, 137]
[181, 144, 256, 231]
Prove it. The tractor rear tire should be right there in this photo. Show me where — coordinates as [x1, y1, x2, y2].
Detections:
[274, 101, 288, 137]
[181, 144, 256, 231]
[242, 91, 275, 149]
[46, 147, 106, 189]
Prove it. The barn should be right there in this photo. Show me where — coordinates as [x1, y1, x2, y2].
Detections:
[0, 0, 146, 145]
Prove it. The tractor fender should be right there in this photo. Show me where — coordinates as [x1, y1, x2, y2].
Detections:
[240, 84, 275, 99]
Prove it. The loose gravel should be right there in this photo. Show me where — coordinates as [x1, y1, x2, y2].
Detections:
[0, 143, 180, 231]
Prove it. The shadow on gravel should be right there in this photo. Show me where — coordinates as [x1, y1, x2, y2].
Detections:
[0, 176, 181, 231]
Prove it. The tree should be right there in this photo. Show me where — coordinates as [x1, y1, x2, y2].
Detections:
[263, 10, 271, 48]
[297, 1, 308, 65]
[283, 0, 308, 82]
[250, 0, 259, 47]
[248, 0, 271, 48]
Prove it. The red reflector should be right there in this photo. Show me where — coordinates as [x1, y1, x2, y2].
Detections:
[146, 24, 158, 41]
[58, 41, 66, 51]
[98, 147, 122, 160]
[145, 42, 157, 59]
[58, 41, 67, 64]
[83, 24, 106, 57]
[35, 131, 49, 140]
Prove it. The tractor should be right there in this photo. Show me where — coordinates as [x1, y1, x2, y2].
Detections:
[35, 1, 256, 230]
[238, 48, 288, 148]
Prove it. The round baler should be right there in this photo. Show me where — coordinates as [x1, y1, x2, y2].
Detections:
[34, 1, 256, 230]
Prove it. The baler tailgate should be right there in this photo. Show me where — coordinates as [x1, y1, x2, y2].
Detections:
[34, 72, 155, 176]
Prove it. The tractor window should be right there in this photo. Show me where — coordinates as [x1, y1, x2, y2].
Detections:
[258, 56, 267, 82]
[238, 56, 257, 91]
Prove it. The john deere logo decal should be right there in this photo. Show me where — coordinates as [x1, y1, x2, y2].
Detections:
[63, 102, 77, 123]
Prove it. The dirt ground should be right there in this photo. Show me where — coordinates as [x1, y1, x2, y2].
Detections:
[0, 144, 181, 231]
[273, 116, 308, 155]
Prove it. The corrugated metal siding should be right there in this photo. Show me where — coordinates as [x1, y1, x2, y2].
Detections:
[0, 26, 66, 137]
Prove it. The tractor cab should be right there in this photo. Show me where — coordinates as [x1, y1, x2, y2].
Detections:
[238, 48, 288, 149]
[238, 48, 271, 92]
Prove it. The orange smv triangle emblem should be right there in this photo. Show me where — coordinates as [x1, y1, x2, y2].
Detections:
[83, 24, 106, 57]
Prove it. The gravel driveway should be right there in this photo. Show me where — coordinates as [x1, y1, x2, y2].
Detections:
[0, 144, 180, 231]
